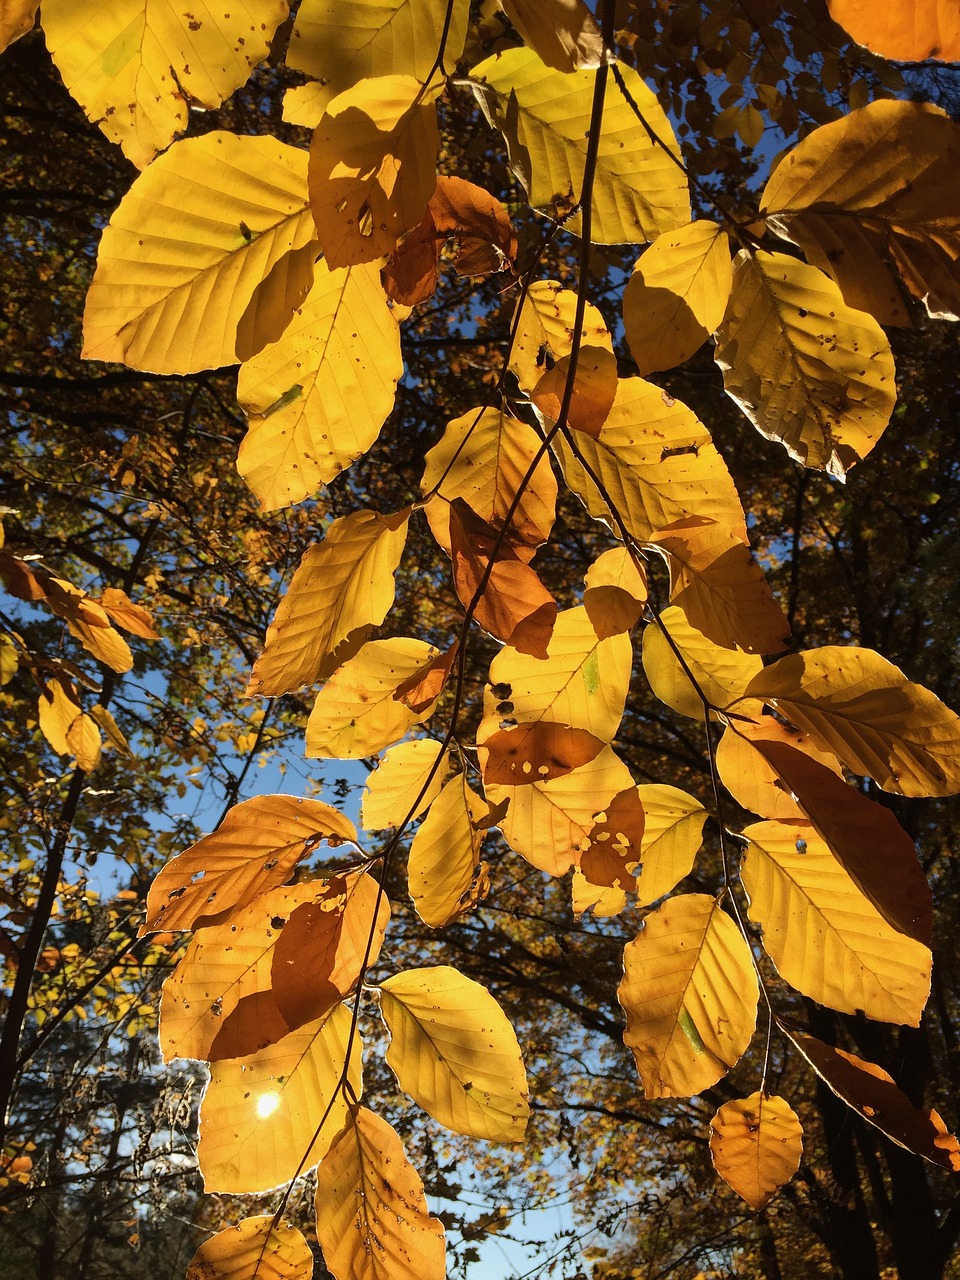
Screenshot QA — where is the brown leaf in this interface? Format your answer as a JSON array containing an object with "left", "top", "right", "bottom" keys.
[
  {"left": 393, "top": 640, "right": 459, "bottom": 714},
  {"left": 531, "top": 346, "right": 618, "bottom": 438},
  {"left": 481, "top": 722, "right": 606, "bottom": 785},
  {"left": 579, "top": 787, "right": 645, "bottom": 888}
]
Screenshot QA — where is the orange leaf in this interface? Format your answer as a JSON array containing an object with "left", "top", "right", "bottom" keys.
[{"left": 710, "top": 1093, "right": 803, "bottom": 1209}]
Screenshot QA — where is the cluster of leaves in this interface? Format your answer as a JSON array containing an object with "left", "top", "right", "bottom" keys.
[{"left": 5, "top": 0, "right": 960, "bottom": 1276}]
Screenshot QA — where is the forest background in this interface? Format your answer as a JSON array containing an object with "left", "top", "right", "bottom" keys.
[{"left": 3, "top": 1, "right": 960, "bottom": 1278}]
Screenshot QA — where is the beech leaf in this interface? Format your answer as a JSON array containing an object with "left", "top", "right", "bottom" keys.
[
  {"left": 185, "top": 1217, "right": 313, "bottom": 1280},
  {"left": 709, "top": 1094, "right": 803, "bottom": 1210}
]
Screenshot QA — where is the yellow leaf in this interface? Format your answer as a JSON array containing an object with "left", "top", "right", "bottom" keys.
[
  {"left": 43, "top": 579, "right": 135, "bottom": 672},
  {"left": 618, "top": 894, "right": 758, "bottom": 1098},
  {"left": 37, "top": 679, "right": 83, "bottom": 758},
  {"left": 42, "top": 0, "right": 287, "bottom": 168},
  {"left": 97, "top": 586, "right": 158, "bottom": 638},
  {"left": 198, "top": 1004, "right": 361, "bottom": 1193},
  {"left": 623, "top": 221, "right": 732, "bottom": 374},
  {"left": 82, "top": 134, "right": 316, "bottom": 374},
  {"left": 237, "top": 259, "right": 403, "bottom": 509},
  {"left": 287, "top": 0, "right": 469, "bottom": 125},
  {"left": 531, "top": 347, "right": 619, "bottom": 438},
  {"left": 742, "top": 821, "right": 930, "bottom": 1025},
  {"left": 247, "top": 510, "right": 410, "bottom": 695},
  {"left": 470, "top": 50, "right": 690, "bottom": 243},
  {"left": 186, "top": 1217, "right": 313, "bottom": 1280},
  {"left": 553, "top": 377, "right": 748, "bottom": 545},
  {"left": 380, "top": 966, "right": 529, "bottom": 1141},
  {"left": 306, "top": 638, "right": 442, "bottom": 759},
  {"left": 315, "top": 1107, "right": 445, "bottom": 1280},
  {"left": 583, "top": 547, "right": 647, "bottom": 639},
  {"left": 408, "top": 776, "right": 487, "bottom": 927},
  {"left": 143, "top": 795, "right": 359, "bottom": 934},
  {"left": 0, "top": 635, "right": 18, "bottom": 686},
  {"left": 741, "top": 646, "right": 960, "bottom": 797},
  {"left": 1, "top": 0, "right": 34, "bottom": 54},
  {"left": 485, "top": 744, "right": 637, "bottom": 876},
  {"left": 650, "top": 518, "right": 790, "bottom": 655},
  {"left": 308, "top": 75, "right": 440, "bottom": 268},
  {"left": 785, "top": 1027, "right": 960, "bottom": 1171},
  {"left": 361, "top": 739, "right": 450, "bottom": 831},
  {"left": 159, "top": 874, "right": 387, "bottom": 1062},
  {"left": 509, "top": 281, "right": 614, "bottom": 394},
  {"left": 66, "top": 713, "right": 102, "bottom": 773},
  {"left": 715, "top": 250, "right": 897, "bottom": 479},
  {"left": 501, "top": 0, "right": 604, "bottom": 72},
  {"left": 716, "top": 717, "right": 843, "bottom": 821},
  {"left": 633, "top": 783, "right": 706, "bottom": 905},
  {"left": 826, "top": 0, "right": 960, "bottom": 62},
  {"left": 571, "top": 870, "right": 627, "bottom": 919},
  {"left": 421, "top": 406, "right": 557, "bottom": 558},
  {"left": 642, "top": 606, "right": 764, "bottom": 720},
  {"left": 762, "top": 100, "right": 960, "bottom": 324},
  {"left": 709, "top": 1094, "right": 803, "bottom": 1210}
]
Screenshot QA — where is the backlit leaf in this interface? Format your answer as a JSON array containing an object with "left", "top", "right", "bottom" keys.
[
  {"left": 826, "top": 0, "right": 960, "bottom": 62},
  {"left": 619, "top": 894, "right": 758, "bottom": 1098},
  {"left": 762, "top": 100, "right": 960, "bottom": 324},
  {"left": 66, "top": 712, "right": 102, "bottom": 773},
  {"left": 633, "top": 783, "right": 706, "bottom": 905},
  {"left": 571, "top": 871, "right": 628, "bottom": 919},
  {"left": 306, "top": 639, "right": 443, "bottom": 759},
  {"left": 143, "top": 795, "right": 358, "bottom": 934},
  {"left": 37, "top": 678, "right": 84, "bottom": 759},
  {"left": 470, "top": 50, "right": 690, "bottom": 243},
  {"left": 531, "top": 348, "right": 619, "bottom": 438},
  {"left": 509, "top": 281, "right": 614, "bottom": 394},
  {"left": 716, "top": 717, "right": 843, "bottom": 821},
  {"left": 408, "top": 775, "right": 487, "bottom": 927},
  {"left": 741, "top": 646, "right": 960, "bottom": 797},
  {"left": 784, "top": 1026, "right": 960, "bottom": 1171},
  {"left": 361, "top": 739, "right": 450, "bottom": 831},
  {"left": 237, "top": 259, "right": 403, "bottom": 510},
  {"left": 198, "top": 1004, "right": 361, "bottom": 1193},
  {"left": 709, "top": 1094, "right": 803, "bottom": 1210},
  {"left": 642, "top": 606, "right": 763, "bottom": 720},
  {"left": 553, "top": 377, "right": 748, "bottom": 546},
  {"left": 308, "top": 75, "right": 440, "bottom": 268},
  {"left": 742, "top": 820, "right": 931, "bottom": 1025},
  {"left": 623, "top": 220, "right": 733, "bottom": 374},
  {"left": 42, "top": 0, "right": 287, "bottom": 168},
  {"left": 578, "top": 786, "right": 645, "bottom": 890},
  {"left": 82, "top": 134, "right": 316, "bottom": 373},
  {"left": 247, "top": 510, "right": 410, "bottom": 695},
  {"left": 315, "top": 1107, "right": 445, "bottom": 1280},
  {"left": 715, "top": 250, "right": 896, "bottom": 479},
  {"left": 583, "top": 547, "right": 648, "bottom": 639},
  {"left": 1, "top": 0, "right": 34, "bottom": 52},
  {"left": 185, "top": 1217, "right": 313, "bottom": 1280},
  {"left": 650, "top": 518, "right": 790, "bottom": 655},
  {"left": 97, "top": 586, "right": 158, "bottom": 638},
  {"left": 380, "top": 966, "right": 529, "bottom": 1141},
  {"left": 501, "top": 0, "right": 604, "bottom": 72}
]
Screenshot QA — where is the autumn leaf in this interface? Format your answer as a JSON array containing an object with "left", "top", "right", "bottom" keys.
[
  {"left": 315, "top": 1106, "right": 445, "bottom": 1280},
  {"left": 619, "top": 894, "right": 759, "bottom": 1098},
  {"left": 715, "top": 717, "right": 843, "bottom": 821},
  {"left": 583, "top": 547, "right": 648, "bottom": 639},
  {"left": 509, "top": 280, "right": 614, "bottom": 394},
  {"left": 642, "top": 605, "right": 763, "bottom": 720},
  {"left": 97, "top": 587, "right": 158, "bottom": 638},
  {"left": 185, "top": 1216, "right": 313, "bottom": 1280},
  {"left": 143, "top": 795, "right": 358, "bottom": 934},
  {"left": 633, "top": 784, "right": 707, "bottom": 905},
  {"left": 826, "top": 0, "right": 960, "bottom": 63},
  {"left": 360, "top": 739, "right": 451, "bottom": 831},
  {"left": 0, "top": 0, "right": 35, "bottom": 53},
  {"left": 578, "top": 786, "right": 645, "bottom": 890},
  {"left": 500, "top": 0, "right": 605, "bottom": 73},
  {"left": 709, "top": 1094, "right": 803, "bottom": 1210},
  {"left": 247, "top": 510, "right": 410, "bottom": 695},
  {"left": 37, "top": 678, "right": 101, "bottom": 772},
  {"left": 408, "top": 775, "right": 488, "bottom": 927},
  {"left": 380, "top": 966, "right": 529, "bottom": 1141}
]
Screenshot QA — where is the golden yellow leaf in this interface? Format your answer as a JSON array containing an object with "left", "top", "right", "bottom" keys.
[
  {"left": 716, "top": 717, "right": 843, "bottom": 821},
  {"left": 198, "top": 1004, "right": 361, "bottom": 1193},
  {"left": 237, "top": 259, "right": 403, "bottom": 509},
  {"left": 88, "top": 704, "right": 132, "bottom": 757},
  {"left": 762, "top": 100, "right": 960, "bottom": 325},
  {"left": 43, "top": 579, "right": 135, "bottom": 672},
  {"left": 709, "top": 1094, "right": 803, "bottom": 1210},
  {"left": 571, "top": 870, "right": 628, "bottom": 919},
  {"left": 553, "top": 377, "right": 748, "bottom": 546},
  {"left": 37, "top": 678, "right": 83, "bottom": 758},
  {"left": 408, "top": 776, "right": 487, "bottom": 927},
  {"left": 0, "top": 635, "right": 17, "bottom": 686},
  {"left": 827, "top": 0, "right": 960, "bottom": 62},
  {"left": 501, "top": 0, "right": 604, "bottom": 72},
  {"left": 186, "top": 1216, "right": 313, "bottom": 1280},
  {"left": 98, "top": 586, "right": 158, "bottom": 638},
  {"left": 633, "top": 783, "right": 706, "bottom": 905},
  {"left": 421, "top": 406, "right": 557, "bottom": 558},
  {"left": 623, "top": 221, "right": 732, "bottom": 374},
  {"left": 485, "top": 744, "right": 637, "bottom": 876},
  {"left": 509, "top": 281, "right": 614, "bottom": 393},
  {"left": 42, "top": 0, "right": 287, "bottom": 168},
  {"left": 650, "top": 518, "right": 790, "bottom": 655},
  {"left": 83, "top": 134, "right": 316, "bottom": 373},
  {"left": 742, "top": 820, "right": 931, "bottom": 1025},
  {"left": 360, "top": 739, "right": 450, "bottom": 831},
  {"left": 619, "top": 894, "right": 758, "bottom": 1098},
  {"left": 741, "top": 646, "right": 960, "bottom": 797},
  {"left": 715, "top": 250, "right": 897, "bottom": 479},
  {"left": 380, "top": 966, "right": 529, "bottom": 1141},
  {"left": 583, "top": 547, "right": 648, "bottom": 639},
  {"left": 159, "top": 874, "right": 388, "bottom": 1062},
  {"left": 642, "top": 606, "right": 764, "bottom": 720},
  {"left": 784, "top": 1026, "right": 960, "bottom": 1171},
  {"left": 66, "top": 713, "right": 102, "bottom": 773},
  {"left": 531, "top": 347, "right": 619, "bottom": 438},
  {"left": 470, "top": 50, "right": 689, "bottom": 243},
  {"left": 143, "top": 795, "right": 359, "bottom": 934},
  {"left": 0, "top": 0, "right": 35, "bottom": 53},
  {"left": 306, "top": 638, "right": 442, "bottom": 759},
  {"left": 308, "top": 75, "right": 440, "bottom": 268},
  {"left": 247, "top": 510, "right": 410, "bottom": 695},
  {"left": 286, "top": 0, "right": 469, "bottom": 125},
  {"left": 315, "top": 1107, "right": 445, "bottom": 1280}
]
